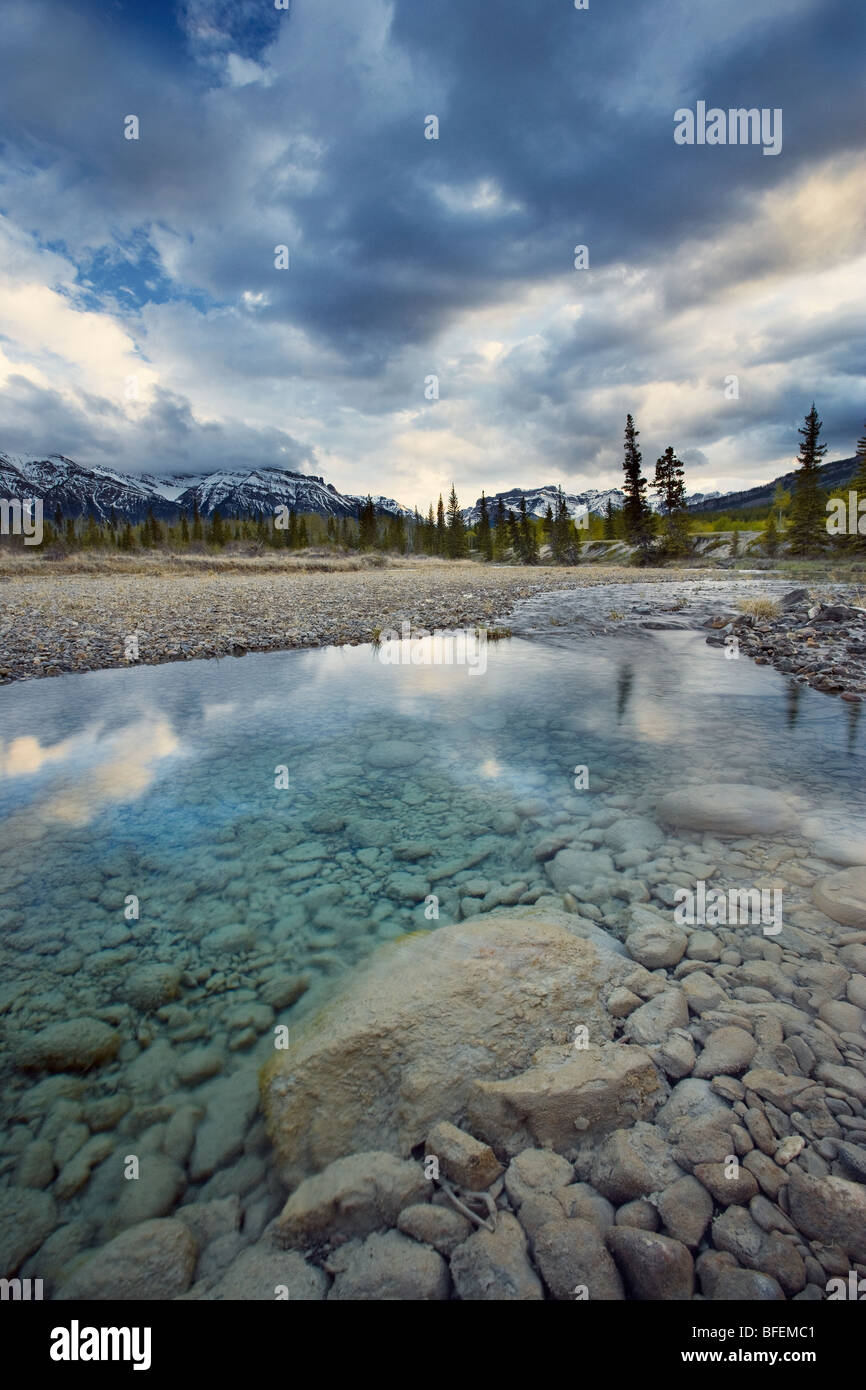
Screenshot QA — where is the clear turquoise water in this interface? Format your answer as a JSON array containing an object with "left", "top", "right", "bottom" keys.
[{"left": 1, "top": 626, "right": 864, "bottom": 1283}]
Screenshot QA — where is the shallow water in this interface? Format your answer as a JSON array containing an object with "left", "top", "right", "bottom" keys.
[{"left": 1, "top": 621, "right": 865, "bottom": 1282}]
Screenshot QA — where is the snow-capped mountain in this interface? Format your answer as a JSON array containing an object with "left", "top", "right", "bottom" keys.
[
  {"left": 462, "top": 484, "right": 625, "bottom": 526},
  {"left": 0, "top": 454, "right": 412, "bottom": 524}
]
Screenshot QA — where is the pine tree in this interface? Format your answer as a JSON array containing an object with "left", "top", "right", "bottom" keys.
[
  {"left": 551, "top": 486, "right": 580, "bottom": 564},
  {"left": 192, "top": 499, "right": 203, "bottom": 543},
  {"left": 298, "top": 516, "right": 309, "bottom": 548},
  {"left": 763, "top": 510, "right": 779, "bottom": 556},
  {"left": 210, "top": 509, "right": 225, "bottom": 545},
  {"left": 788, "top": 404, "right": 828, "bottom": 556},
  {"left": 120, "top": 521, "right": 134, "bottom": 551},
  {"left": 477, "top": 491, "right": 493, "bottom": 561},
  {"left": 622, "top": 415, "right": 654, "bottom": 560},
  {"left": 543, "top": 502, "right": 554, "bottom": 547},
  {"left": 446, "top": 485, "right": 467, "bottom": 558},
  {"left": 506, "top": 508, "right": 519, "bottom": 556},
  {"left": 652, "top": 446, "right": 689, "bottom": 556},
  {"left": 358, "top": 497, "right": 377, "bottom": 550},
  {"left": 494, "top": 498, "right": 508, "bottom": 559},
  {"left": 603, "top": 500, "right": 616, "bottom": 540},
  {"left": 517, "top": 496, "right": 538, "bottom": 563},
  {"left": 435, "top": 495, "right": 446, "bottom": 556},
  {"left": 180, "top": 515, "right": 190, "bottom": 544}
]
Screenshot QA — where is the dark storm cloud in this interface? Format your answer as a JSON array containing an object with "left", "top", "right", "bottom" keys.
[{"left": 0, "top": 0, "right": 864, "bottom": 494}]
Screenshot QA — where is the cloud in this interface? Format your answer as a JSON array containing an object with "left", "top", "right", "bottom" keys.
[{"left": 0, "top": 0, "right": 863, "bottom": 501}]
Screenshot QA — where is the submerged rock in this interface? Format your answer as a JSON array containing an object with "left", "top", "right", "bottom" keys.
[
  {"left": 656, "top": 785, "right": 798, "bottom": 837},
  {"left": 12, "top": 1018, "right": 121, "bottom": 1073},
  {"left": 261, "top": 909, "right": 634, "bottom": 1184}
]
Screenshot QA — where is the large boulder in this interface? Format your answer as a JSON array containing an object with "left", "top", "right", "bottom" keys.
[
  {"left": 274, "top": 1153, "right": 428, "bottom": 1249},
  {"left": 656, "top": 785, "right": 798, "bottom": 837},
  {"left": 261, "top": 910, "right": 633, "bottom": 1184},
  {"left": 55, "top": 1219, "right": 197, "bottom": 1301},
  {"left": 812, "top": 866, "right": 866, "bottom": 928}
]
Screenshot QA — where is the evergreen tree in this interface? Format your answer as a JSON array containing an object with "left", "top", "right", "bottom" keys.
[
  {"left": 603, "top": 500, "right": 616, "bottom": 539},
  {"left": 192, "top": 499, "right": 203, "bottom": 542},
  {"left": 65, "top": 517, "right": 76, "bottom": 547},
  {"left": 298, "top": 516, "right": 309, "bottom": 548},
  {"left": 425, "top": 503, "right": 436, "bottom": 555},
  {"left": 477, "top": 491, "right": 493, "bottom": 561},
  {"left": 763, "top": 510, "right": 779, "bottom": 556},
  {"left": 621, "top": 414, "right": 654, "bottom": 560},
  {"left": 54, "top": 506, "right": 63, "bottom": 530},
  {"left": 180, "top": 515, "right": 190, "bottom": 544},
  {"left": 435, "top": 495, "right": 446, "bottom": 555},
  {"left": 542, "top": 502, "right": 554, "bottom": 547},
  {"left": 551, "top": 486, "right": 580, "bottom": 564},
  {"left": 210, "top": 509, "right": 225, "bottom": 545},
  {"left": 652, "top": 445, "right": 689, "bottom": 556},
  {"left": 517, "top": 496, "right": 538, "bottom": 563},
  {"left": 446, "top": 485, "right": 467, "bottom": 558},
  {"left": 120, "top": 521, "right": 134, "bottom": 551},
  {"left": 358, "top": 496, "right": 377, "bottom": 550},
  {"left": 788, "top": 403, "right": 828, "bottom": 556},
  {"left": 494, "top": 498, "right": 508, "bottom": 559}
]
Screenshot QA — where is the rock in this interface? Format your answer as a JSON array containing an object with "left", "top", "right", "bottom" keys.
[
  {"left": 201, "top": 924, "right": 254, "bottom": 953},
  {"left": 189, "top": 1068, "right": 260, "bottom": 1181},
  {"left": 177, "top": 1048, "right": 224, "bottom": 1086},
  {"left": 625, "top": 923, "right": 687, "bottom": 969},
  {"left": 657, "top": 785, "right": 798, "bottom": 837},
  {"left": 681, "top": 972, "right": 728, "bottom": 1014},
  {"left": 0, "top": 1187, "right": 57, "bottom": 1273},
  {"left": 261, "top": 910, "right": 635, "bottom": 1184},
  {"left": 546, "top": 848, "right": 614, "bottom": 891},
  {"left": 694, "top": 1162, "right": 759, "bottom": 1206},
  {"left": 15, "top": 1140, "right": 55, "bottom": 1190},
  {"left": 780, "top": 588, "right": 809, "bottom": 609},
  {"left": 712, "top": 1206, "right": 806, "bottom": 1294},
  {"left": 366, "top": 739, "right": 426, "bottom": 770},
  {"left": 260, "top": 974, "right": 310, "bottom": 1011},
  {"left": 468, "top": 1043, "right": 663, "bottom": 1156},
  {"left": 12, "top": 1018, "right": 120, "bottom": 1072},
  {"left": 624, "top": 990, "right": 689, "bottom": 1046},
  {"left": 741, "top": 1069, "right": 812, "bottom": 1114},
  {"left": 743, "top": 1151, "right": 789, "bottom": 1200},
  {"left": 652, "top": 1032, "right": 696, "bottom": 1080},
  {"left": 711, "top": 1268, "right": 785, "bottom": 1300},
  {"left": 813, "top": 867, "right": 866, "bottom": 928},
  {"left": 590, "top": 1124, "right": 682, "bottom": 1203},
  {"left": 604, "top": 818, "right": 664, "bottom": 854},
  {"left": 786, "top": 1170, "right": 866, "bottom": 1261},
  {"left": 274, "top": 1152, "right": 427, "bottom": 1249},
  {"left": 56, "top": 1219, "right": 196, "bottom": 1300},
  {"left": 175, "top": 1196, "right": 240, "bottom": 1248},
  {"left": 449, "top": 1211, "right": 544, "bottom": 1301},
  {"left": 397, "top": 1204, "right": 472, "bottom": 1256},
  {"left": 615, "top": 1199, "right": 659, "bottom": 1231},
  {"left": 425, "top": 1122, "right": 503, "bottom": 1190},
  {"left": 125, "top": 965, "right": 182, "bottom": 1012},
  {"left": 606, "top": 1227, "right": 694, "bottom": 1299},
  {"left": 656, "top": 1175, "right": 713, "bottom": 1248},
  {"left": 327, "top": 1229, "right": 449, "bottom": 1300},
  {"left": 104, "top": 1155, "right": 186, "bottom": 1236},
  {"left": 656, "top": 1078, "right": 731, "bottom": 1132},
  {"left": 504, "top": 1149, "right": 574, "bottom": 1208},
  {"left": 209, "top": 1245, "right": 329, "bottom": 1300},
  {"left": 687, "top": 931, "right": 723, "bottom": 962},
  {"left": 694, "top": 1027, "right": 758, "bottom": 1079},
  {"left": 386, "top": 872, "right": 430, "bottom": 903},
  {"left": 815, "top": 1061, "right": 866, "bottom": 1105},
  {"left": 607, "top": 987, "right": 642, "bottom": 1018},
  {"left": 534, "top": 1218, "right": 625, "bottom": 1300}
]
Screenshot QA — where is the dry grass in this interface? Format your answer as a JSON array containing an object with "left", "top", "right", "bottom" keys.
[{"left": 736, "top": 596, "right": 781, "bottom": 620}]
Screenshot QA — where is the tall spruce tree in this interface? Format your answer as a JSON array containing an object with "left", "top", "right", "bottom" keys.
[
  {"left": 446, "top": 485, "right": 467, "bottom": 558},
  {"left": 358, "top": 496, "right": 377, "bottom": 550},
  {"left": 494, "top": 497, "right": 508, "bottom": 558},
  {"left": 652, "top": 445, "right": 689, "bottom": 556},
  {"left": 477, "top": 491, "right": 493, "bottom": 561},
  {"left": 436, "top": 495, "right": 446, "bottom": 555},
  {"left": 788, "top": 403, "right": 827, "bottom": 556},
  {"left": 621, "top": 414, "right": 654, "bottom": 560}
]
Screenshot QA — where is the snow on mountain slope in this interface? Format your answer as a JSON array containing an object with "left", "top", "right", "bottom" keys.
[{"left": 462, "top": 484, "right": 625, "bottom": 525}]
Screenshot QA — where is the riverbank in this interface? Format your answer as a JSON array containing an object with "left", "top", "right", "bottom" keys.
[{"left": 0, "top": 560, "right": 731, "bottom": 684}]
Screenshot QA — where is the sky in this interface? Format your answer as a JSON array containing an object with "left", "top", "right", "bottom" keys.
[{"left": 0, "top": 0, "right": 864, "bottom": 509}]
